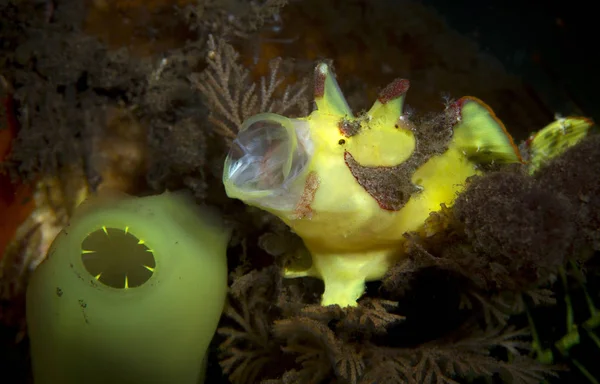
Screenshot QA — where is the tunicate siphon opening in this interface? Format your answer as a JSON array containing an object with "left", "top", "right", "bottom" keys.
[{"left": 81, "top": 227, "right": 155, "bottom": 289}]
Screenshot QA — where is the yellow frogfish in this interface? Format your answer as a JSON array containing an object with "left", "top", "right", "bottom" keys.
[{"left": 223, "top": 63, "right": 526, "bottom": 307}]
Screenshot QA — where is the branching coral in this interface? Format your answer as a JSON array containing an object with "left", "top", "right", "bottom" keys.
[
  {"left": 274, "top": 316, "right": 364, "bottom": 383},
  {"left": 218, "top": 267, "right": 557, "bottom": 384},
  {"left": 364, "top": 327, "right": 555, "bottom": 384},
  {"left": 218, "top": 267, "right": 287, "bottom": 384},
  {"left": 192, "top": 35, "right": 310, "bottom": 142}
]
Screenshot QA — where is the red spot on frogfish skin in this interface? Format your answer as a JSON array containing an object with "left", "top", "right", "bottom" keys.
[{"left": 377, "top": 79, "right": 410, "bottom": 104}]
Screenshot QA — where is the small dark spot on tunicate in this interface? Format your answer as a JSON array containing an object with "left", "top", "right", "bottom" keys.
[{"left": 56, "top": 287, "right": 63, "bottom": 297}]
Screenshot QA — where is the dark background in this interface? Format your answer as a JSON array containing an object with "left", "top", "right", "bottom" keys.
[{"left": 424, "top": 0, "right": 598, "bottom": 122}]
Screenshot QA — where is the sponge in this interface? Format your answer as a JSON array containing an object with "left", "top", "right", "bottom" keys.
[{"left": 26, "top": 191, "right": 230, "bottom": 384}]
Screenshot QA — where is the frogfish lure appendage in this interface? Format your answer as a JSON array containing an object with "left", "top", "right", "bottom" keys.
[{"left": 223, "top": 63, "right": 524, "bottom": 307}]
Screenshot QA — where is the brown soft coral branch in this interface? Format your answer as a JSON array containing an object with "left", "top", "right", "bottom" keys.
[
  {"left": 364, "top": 326, "right": 555, "bottom": 384},
  {"left": 273, "top": 316, "right": 366, "bottom": 384},
  {"left": 191, "top": 35, "right": 309, "bottom": 143},
  {"left": 265, "top": 298, "right": 405, "bottom": 383},
  {"left": 273, "top": 317, "right": 339, "bottom": 383},
  {"left": 299, "top": 298, "right": 405, "bottom": 338},
  {"left": 219, "top": 266, "right": 558, "bottom": 384},
  {"left": 191, "top": 35, "right": 254, "bottom": 139},
  {"left": 218, "top": 267, "right": 284, "bottom": 384},
  {"left": 343, "top": 299, "right": 405, "bottom": 335}
]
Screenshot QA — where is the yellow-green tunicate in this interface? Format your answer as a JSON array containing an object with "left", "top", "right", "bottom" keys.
[{"left": 26, "top": 191, "right": 230, "bottom": 384}]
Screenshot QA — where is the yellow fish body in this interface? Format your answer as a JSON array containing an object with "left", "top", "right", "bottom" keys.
[{"left": 223, "top": 63, "right": 522, "bottom": 307}]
